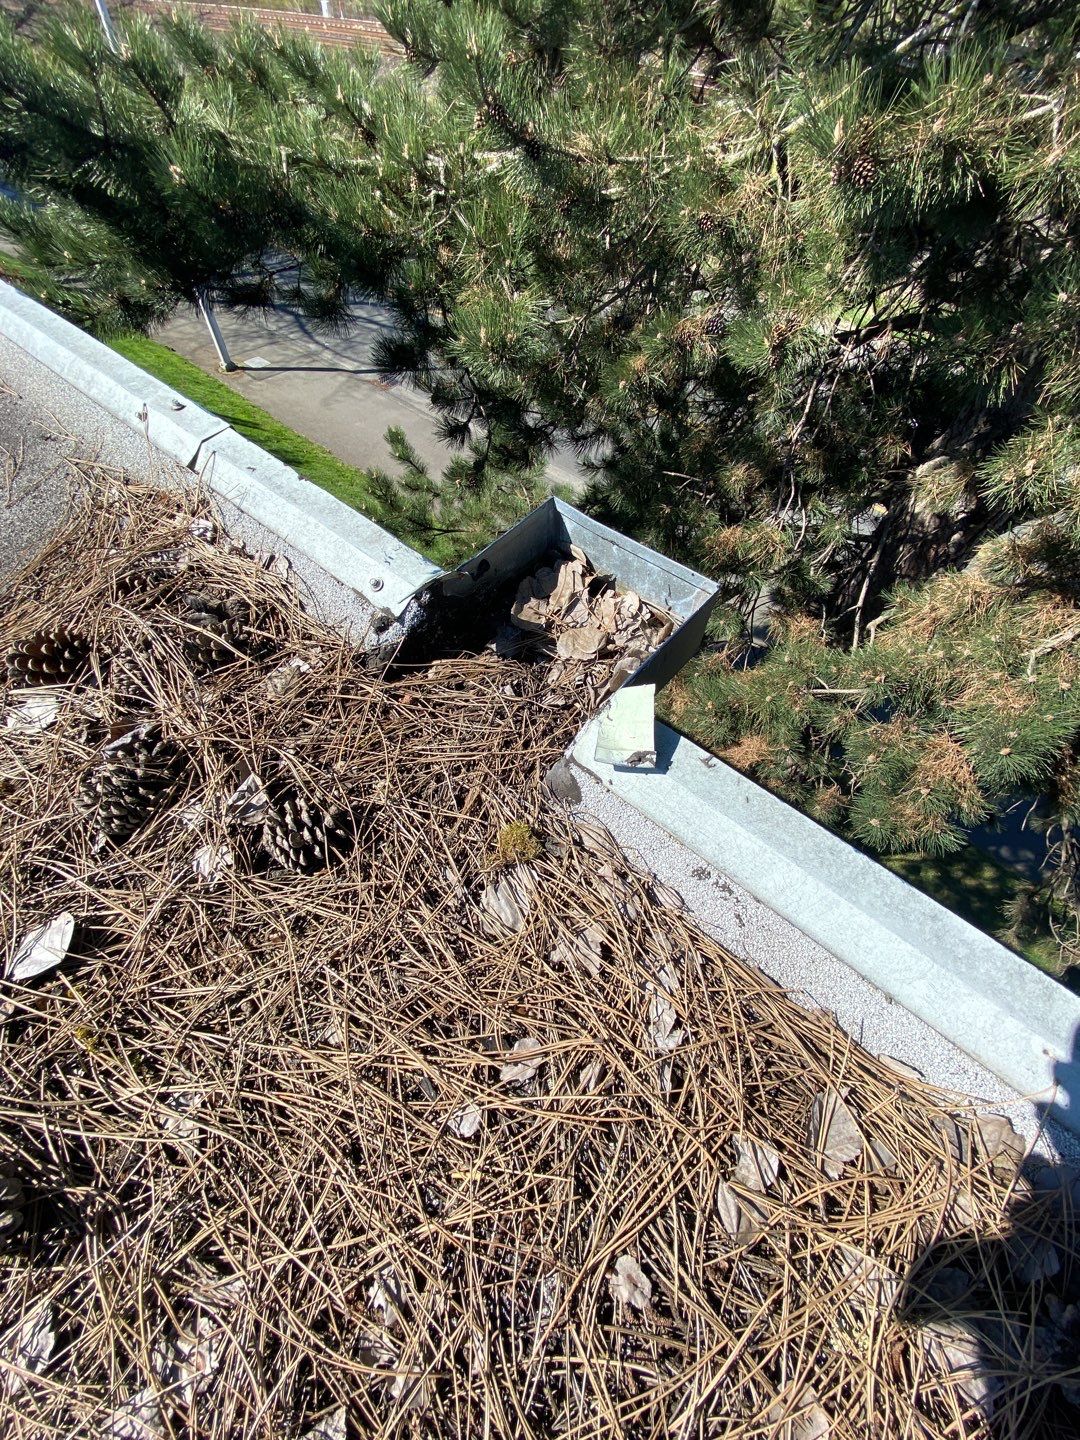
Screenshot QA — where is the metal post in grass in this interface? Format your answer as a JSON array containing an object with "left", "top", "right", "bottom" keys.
[
  {"left": 196, "top": 290, "right": 237, "bottom": 372},
  {"left": 92, "top": 0, "right": 119, "bottom": 49}
]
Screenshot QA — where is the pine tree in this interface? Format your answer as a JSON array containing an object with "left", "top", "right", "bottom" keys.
[
  {"left": 3, "top": 1, "right": 1080, "bottom": 928},
  {"left": 0, "top": 7, "right": 394, "bottom": 331}
]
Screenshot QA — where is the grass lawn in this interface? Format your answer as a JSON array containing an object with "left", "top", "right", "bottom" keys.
[{"left": 108, "top": 333, "right": 389, "bottom": 529}]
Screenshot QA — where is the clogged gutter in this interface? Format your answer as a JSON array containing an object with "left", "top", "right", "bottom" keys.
[
  {"left": 503, "top": 544, "right": 675, "bottom": 704},
  {"left": 1, "top": 464, "right": 1077, "bottom": 1440}
]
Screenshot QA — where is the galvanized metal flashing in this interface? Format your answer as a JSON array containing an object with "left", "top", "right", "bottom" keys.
[
  {"left": 570, "top": 715, "right": 1080, "bottom": 1136},
  {"left": 438, "top": 496, "right": 719, "bottom": 692},
  {"left": 0, "top": 281, "right": 441, "bottom": 614},
  {"left": 193, "top": 430, "right": 439, "bottom": 617},
  {"left": 0, "top": 280, "right": 229, "bottom": 466}
]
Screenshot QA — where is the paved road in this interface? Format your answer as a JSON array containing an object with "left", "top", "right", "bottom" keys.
[{"left": 160, "top": 300, "right": 587, "bottom": 494}]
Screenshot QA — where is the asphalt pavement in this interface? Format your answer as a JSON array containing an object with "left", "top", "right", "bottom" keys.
[{"left": 160, "top": 299, "right": 587, "bottom": 494}]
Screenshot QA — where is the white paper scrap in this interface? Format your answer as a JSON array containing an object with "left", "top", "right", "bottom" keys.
[{"left": 594, "top": 684, "right": 656, "bottom": 768}]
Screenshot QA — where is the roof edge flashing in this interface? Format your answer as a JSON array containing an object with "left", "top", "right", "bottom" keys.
[
  {"left": 0, "top": 280, "right": 230, "bottom": 466},
  {"left": 572, "top": 714, "right": 1080, "bottom": 1134},
  {"left": 0, "top": 280, "right": 442, "bottom": 615}
]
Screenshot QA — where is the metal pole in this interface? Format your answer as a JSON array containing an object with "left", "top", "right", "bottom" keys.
[
  {"left": 92, "top": 0, "right": 120, "bottom": 51},
  {"left": 197, "top": 290, "right": 237, "bottom": 371},
  {"left": 93, "top": 0, "right": 238, "bottom": 373}
]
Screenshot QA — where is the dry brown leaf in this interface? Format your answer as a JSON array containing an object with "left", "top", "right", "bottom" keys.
[
  {"left": 597, "top": 590, "right": 619, "bottom": 634},
  {"left": 479, "top": 873, "right": 531, "bottom": 934},
  {"left": 608, "top": 1255, "right": 652, "bottom": 1310},
  {"left": 975, "top": 1112, "right": 1026, "bottom": 1169},
  {"left": 731, "top": 1135, "right": 781, "bottom": 1193},
  {"left": 766, "top": 1388, "right": 831, "bottom": 1440},
  {"left": 224, "top": 773, "right": 269, "bottom": 826},
  {"left": 191, "top": 842, "right": 233, "bottom": 885},
  {"left": 715, "top": 1180, "right": 768, "bottom": 1245},
  {"left": 1, "top": 1301, "right": 54, "bottom": 1399},
  {"left": 265, "top": 656, "right": 312, "bottom": 700},
  {"left": 878, "top": 1053, "right": 924, "bottom": 1083},
  {"left": 649, "top": 878, "right": 684, "bottom": 911},
  {"left": 102, "top": 1389, "right": 165, "bottom": 1440},
  {"left": 301, "top": 1407, "right": 348, "bottom": 1440},
  {"left": 4, "top": 688, "right": 64, "bottom": 733},
  {"left": 809, "top": 1090, "right": 863, "bottom": 1178},
  {"left": 510, "top": 576, "right": 549, "bottom": 634},
  {"left": 549, "top": 559, "right": 583, "bottom": 614},
  {"left": 920, "top": 1319, "right": 1002, "bottom": 1416},
  {"left": 1008, "top": 1231, "right": 1062, "bottom": 1284},
  {"left": 834, "top": 1244, "right": 900, "bottom": 1312},
  {"left": 499, "top": 1036, "right": 543, "bottom": 1084},
  {"left": 602, "top": 652, "right": 642, "bottom": 698},
  {"left": 448, "top": 1103, "right": 482, "bottom": 1139},
  {"left": 550, "top": 924, "right": 605, "bottom": 977},
  {"left": 646, "top": 984, "right": 684, "bottom": 1054},
  {"left": 8, "top": 911, "right": 74, "bottom": 982},
  {"left": 715, "top": 1180, "right": 743, "bottom": 1239},
  {"left": 556, "top": 625, "right": 607, "bottom": 661}
]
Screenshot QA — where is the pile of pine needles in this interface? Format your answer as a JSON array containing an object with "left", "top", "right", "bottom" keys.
[{"left": 1, "top": 466, "right": 1078, "bottom": 1440}]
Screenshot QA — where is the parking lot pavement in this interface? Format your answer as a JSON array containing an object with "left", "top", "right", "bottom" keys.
[{"left": 160, "top": 300, "right": 588, "bottom": 493}]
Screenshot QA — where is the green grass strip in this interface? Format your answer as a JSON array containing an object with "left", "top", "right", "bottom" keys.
[{"left": 108, "top": 334, "right": 387, "bottom": 528}]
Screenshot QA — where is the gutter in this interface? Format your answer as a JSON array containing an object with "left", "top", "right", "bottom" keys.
[
  {"left": 570, "top": 716, "right": 1080, "bottom": 1134},
  {"left": 3, "top": 279, "right": 1078, "bottom": 1137}
]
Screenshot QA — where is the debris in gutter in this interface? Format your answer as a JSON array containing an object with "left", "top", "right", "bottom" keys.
[
  {"left": 1, "top": 469, "right": 1072, "bottom": 1440},
  {"left": 500, "top": 545, "right": 674, "bottom": 705}
]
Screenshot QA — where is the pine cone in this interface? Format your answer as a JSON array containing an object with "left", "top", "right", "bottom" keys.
[
  {"left": 848, "top": 146, "right": 879, "bottom": 191},
  {"left": 113, "top": 548, "right": 187, "bottom": 603},
  {"left": 261, "top": 781, "right": 354, "bottom": 874},
  {"left": 80, "top": 724, "right": 185, "bottom": 843},
  {"left": 696, "top": 213, "right": 717, "bottom": 236},
  {"left": 480, "top": 96, "right": 511, "bottom": 131},
  {"left": 521, "top": 134, "right": 546, "bottom": 162},
  {"left": 6, "top": 625, "right": 90, "bottom": 687},
  {"left": 703, "top": 312, "right": 726, "bottom": 338},
  {"left": 178, "top": 590, "right": 253, "bottom": 668},
  {"left": 832, "top": 145, "right": 879, "bottom": 191}
]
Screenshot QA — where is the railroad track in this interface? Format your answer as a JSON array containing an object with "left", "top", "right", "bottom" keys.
[{"left": 129, "top": 3, "right": 402, "bottom": 53}]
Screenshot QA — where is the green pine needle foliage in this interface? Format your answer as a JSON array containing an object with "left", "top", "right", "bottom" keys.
[{"left": 3, "top": 0, "right": 1080, "bottom": 915}]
